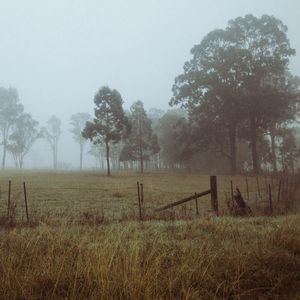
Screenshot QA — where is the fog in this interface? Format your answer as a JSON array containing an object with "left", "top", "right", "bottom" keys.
[{"left": 1, "top": 0, "right": 300, "bottom": 169}]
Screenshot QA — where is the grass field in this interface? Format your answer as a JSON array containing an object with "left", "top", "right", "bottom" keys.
[{"left": 0, "top": 171, "right": 299, "bottom": 299}]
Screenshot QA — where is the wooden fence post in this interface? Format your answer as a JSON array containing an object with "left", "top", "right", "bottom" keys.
[
  {"left": 230, "top": 180, "right": 234, "bottom": 204},
  {"left": 195, "top": 192, "right": 199, "bottom": 215},
  {"left": 23, "top": 182, "right": 29, "bottom": 223},
  {"left": 7, "top": 180, "right": 11, "bottom": 219},
  {"left": 245, "top": 178, "right": 249, "bottom": 202},
  {"left": 210, "top": 176, "right": 218, "bottom": 215},
  {"left": 137, "top": 182, "right": 142, "bottom": 220}
]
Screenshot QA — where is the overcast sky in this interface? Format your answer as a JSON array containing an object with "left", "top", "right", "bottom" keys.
[{"left": 1, "top": 0, "right": 300, "bottom": 168}]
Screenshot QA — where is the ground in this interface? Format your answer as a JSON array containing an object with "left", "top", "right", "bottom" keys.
[{"left": 0, "top": 170, "right": 299, "bottom": 299}]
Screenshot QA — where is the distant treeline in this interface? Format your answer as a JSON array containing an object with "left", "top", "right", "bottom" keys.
[{"left": 1, "top": 14, "right": 300, "bottom": 174}]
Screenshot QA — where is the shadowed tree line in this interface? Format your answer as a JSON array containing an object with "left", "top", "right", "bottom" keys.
[{"left": 170, "top": 14, "right": 300, "bottom": 174}]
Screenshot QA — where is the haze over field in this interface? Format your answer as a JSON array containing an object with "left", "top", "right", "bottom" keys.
[{"left": 0, "top": 0, "right": 300, "bottom": 168}]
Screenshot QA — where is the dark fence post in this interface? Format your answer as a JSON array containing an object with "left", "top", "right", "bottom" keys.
[
  {"left": 195, "top": 192, "right": 199, "bottom": 215},
  {"left": 246, "top": 178, "right": 250, "bottom": 202},
  {"left": 137, "top": 182, "right": 142, "bottom": 220},
  {"left": 230, "top": 180, "right": 234, "bottom": 203},
  {"left": 210, "top": 176, "right": 218, "bottom": 215},
  {"left": 7, "top": 180, "right": 11, "bottom": 219},
  {"left": 23, "top": 182, "right": 29, "bottom": 223}
]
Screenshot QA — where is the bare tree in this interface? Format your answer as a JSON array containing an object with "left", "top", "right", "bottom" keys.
[
  {"left": 42, "top": 116, "right": 62, "bottom": 169},
  {"left": 70, "top": 112, "right": 91, "bottom": 170}
]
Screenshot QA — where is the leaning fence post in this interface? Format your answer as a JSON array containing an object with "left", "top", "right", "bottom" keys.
[
  {"left": 23, "top": 182, "right": 29, "bottom": 223},
  {"left": 7, "top": 180, "right": 11, "bottom": 219},
  {"left": 210, "top": 176, "right": 218, "bottom": 215}
]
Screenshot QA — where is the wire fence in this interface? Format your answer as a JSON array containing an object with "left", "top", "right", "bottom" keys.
[{"left": 0, "top": 172, "right": 299, "bottom": 225}]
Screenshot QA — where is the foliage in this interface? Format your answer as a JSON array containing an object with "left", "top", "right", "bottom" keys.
[
  {"left": 7, "top": 113, "right": 40, "bottom": 168},
  {"left": 120, "top": 100, "right": 159, "bottom": 172},
  {"left": 82, "top": 86, "right": 129, "bottom": 176},
  {"left": 0, "top": 87, "right": 24, "bottom": 168},
  {"left": 170, "top": 14, "right": 298, "bottom": 174},
  {"left": 42, "top": 116, "right": 62, "bottom": 169},
  {"left": 70, "top": 112, "right": 91, "bottom": 170}
]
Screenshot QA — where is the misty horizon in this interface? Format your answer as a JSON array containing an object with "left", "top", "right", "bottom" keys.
[{"left": 1, "top": 0, "right": 300, "bottom": 169}]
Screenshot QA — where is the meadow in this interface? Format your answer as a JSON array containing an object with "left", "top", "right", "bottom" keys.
[{"left": 0, "top": 170, "right": 299, "bottom": 299}]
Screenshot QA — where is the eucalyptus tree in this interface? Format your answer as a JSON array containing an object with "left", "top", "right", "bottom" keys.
[
  {"left": 7, "top": 113, "right": 40, "bottom": 169},
  {"left": 170, "top": 28, "right": 247, "bottom": 174},
  {"left": 42, "top": 116, "right": 62, "bottom": 169},
  {"left": 70, "top": 112, "right": 91, "bottom": 170},
  {"left": 228, "top": 14, "right": 296, "bottom": 173},
  {"left": 120, "top": 100, "right": 159, "bottom": 173},
  {"left": 82, "top": 86, "right": 129, "bottom": 176},
  {"left": 0, "top": 87, "right": 23, "bottom": 168},
  {"left": 171, "top": 14, "right": 297, "bottom": 174}
]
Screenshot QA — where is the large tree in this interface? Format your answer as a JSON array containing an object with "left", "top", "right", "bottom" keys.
[
  {"left": 0, "top": 87, "right": 23, "bottom": 169},
  {"left": 120, "top": 100, "right": 159, "bottom": 173},
  {"left": 171, "top": 14, "right": 297, "bottom": 174},
  {"left": 82, "top": 86, "right": 129, "bottom": 176},
  {"left": 70, "top": 112, "right": 91, "bottom": 170},
  {"left": 7, "top": 113, "right": 40, "bottom": 169},
  {"left": 42, "top": 116, "right": 62, "bottom": 169},
  {"left": 229, "top": 15, "right": 296, "bottom": 173}
]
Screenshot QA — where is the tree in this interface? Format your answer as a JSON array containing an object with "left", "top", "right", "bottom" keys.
[
  {"left": 154, "top": 109, "right": 186, "bottom": 168},
  {"left": 170, "top": 28, "right": 248, "bottom": 174},
  {"left": 82, "top": 86, "right": 129, "bottom": 176},
  {"left": 120, "top": 100, "right": 159, "bottom": 173},
  {"left": 278, "top": 128, "right": 300, "bottom": 172},
  {"left": 171, "top": 14, "right": 297, "bottom": 174},
  {"left": 70, "top": 112, "right": 91, "bottom": 170},
  {"left": 7, "top": 113, "right": 40, "bottom": 168},
  {"left": 0, "top": 87, "right": 23, "bottom": 169},
  {"left": 42, "top": 116, "right": 62, "bottom": 169},
  {"left": 231, "top": 15, "right": 296, "bottom": 173}
]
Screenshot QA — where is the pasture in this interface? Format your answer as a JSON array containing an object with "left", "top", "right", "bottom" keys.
[{"left": 0, "top": 171, "right": 299, "bottom": 299}]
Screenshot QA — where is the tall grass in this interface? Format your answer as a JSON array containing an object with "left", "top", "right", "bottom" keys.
[{"left": 0, "top": 215, "right": 299, "bottom": 299}]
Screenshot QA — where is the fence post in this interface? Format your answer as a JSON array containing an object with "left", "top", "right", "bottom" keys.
[
  {"left": 245, "top": 178, "right": 249, "bottom": 202},
  {"left": 210, "top": 176, "right": 218, "bottom": 215},
  {"left": 23, "top": 182, "right": 29, "bottom": 223},
  {"left": 7, "top": 180, "right": 11, "bottom": 219},
  {"left": 230, "top": 180, "right": 234, "bottom": 204},
  {"left": 195, "top": 192, "right": 199, "bottom": 215},
  {"left": 137, "top": 182, "right": 142, "bottom": 220}
]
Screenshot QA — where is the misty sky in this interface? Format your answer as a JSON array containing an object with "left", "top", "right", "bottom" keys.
[{"left": 1, "top": 0, "right": 300, "bottom": 168}]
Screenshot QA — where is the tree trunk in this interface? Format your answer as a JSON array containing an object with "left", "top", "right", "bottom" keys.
[
  {"left": 105, "top": 141, "right": 110, "bottom": 176},
  {"left": 2, "top": 141, "right": 6, "bottom": 169},
  {"left": 228, "top": 125, "right": 237, "bottom": 174},
  {"left": 79, "top": 143, "right": 83, "bottom": 171},
  {"left": 250, "top": 118, "right": 260, "bottom": 174},
  {"left": 270, "top": 130, "right": 277, "bottom": 173}
]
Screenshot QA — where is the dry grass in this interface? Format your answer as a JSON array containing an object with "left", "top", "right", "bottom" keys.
[
  {"left": 0, "top": 215, "right": 299, "bottom": 299},
  {"left": 0, "top": 170, "right": 299, "bottom": 299},
  {"left": 0, "top": 170, "right": 292, "bottom": 222}
]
